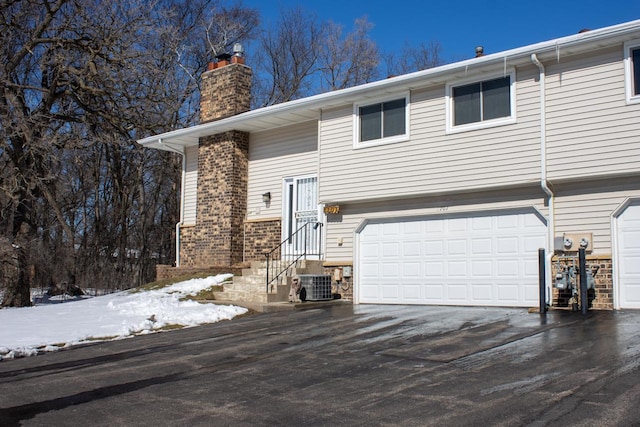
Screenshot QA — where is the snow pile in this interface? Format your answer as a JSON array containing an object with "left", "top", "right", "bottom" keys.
[{"left": 0, "top": 274, "right": 247, "bottom": 360}]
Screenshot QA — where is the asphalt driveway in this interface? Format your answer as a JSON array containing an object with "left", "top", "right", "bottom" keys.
[{"left": 1, "top": 304, "right": 640, "bottom": 426}]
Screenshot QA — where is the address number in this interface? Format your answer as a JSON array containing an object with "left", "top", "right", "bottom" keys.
[{"left": 324, "top": 205, "right": 340, "bottom": 214}]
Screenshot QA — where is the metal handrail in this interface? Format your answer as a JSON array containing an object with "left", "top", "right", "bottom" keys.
[{"left": 265, "top": 221, "right": 323, "bottom": 292}]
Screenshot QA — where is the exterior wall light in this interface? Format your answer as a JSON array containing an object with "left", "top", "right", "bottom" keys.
[{"left": 262, "top": 192, "right": 271, "bottom": 203}]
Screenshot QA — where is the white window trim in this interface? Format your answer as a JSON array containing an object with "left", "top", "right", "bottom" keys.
[
  {"left": 624, "top": 39, "right": 640, "bottom": 105},
  {"left": 445, "top": 69, "right": 517, "bottom": 134},
  {"left": 353, "top": 92, "right": 410, "bottom": 149}
]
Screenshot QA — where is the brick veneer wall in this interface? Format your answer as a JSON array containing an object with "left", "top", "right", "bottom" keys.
[
  {"left": 243, "top": 219, "right": 282, "bottom": 262},
  {"left": 551, "top": 255, "right": 613, "bottom": 310},
  {"left": 323, "top": 264, "right": 354, "bottom": 301}
]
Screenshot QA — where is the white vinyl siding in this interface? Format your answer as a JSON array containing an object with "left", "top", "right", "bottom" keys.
[
  {"left": 247, "top": 121, "right": 318, "bottom": 220},
  {"left": 554, "top": 183, "right": 640, "bottom": 254},
  {"left": 324, "top": 191, "right": 548, "bottom": 263},
  {"left": 319, "top": 67, "right": 540, "bottom": 205},
  {"left": 182, "top": 145, "right": 199, "bottom": 224},
  {"left": 546, "top": 47, "right": 640, "bottom": 180}
]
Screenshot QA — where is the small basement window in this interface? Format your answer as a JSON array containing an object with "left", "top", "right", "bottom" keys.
[
  {"left": 625, "top": 40, "right": 640, "bottom": 104},
  {"left": 355, "top": 94, "right": 409, "bottom": 147}
]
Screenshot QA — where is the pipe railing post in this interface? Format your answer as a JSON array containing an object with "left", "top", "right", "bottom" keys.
[
  {"left": 579, "top": 248, "right": 588, "bottom": 314},
  {"left": 538, "top": 248, "right": 547, "bottom": 314}
]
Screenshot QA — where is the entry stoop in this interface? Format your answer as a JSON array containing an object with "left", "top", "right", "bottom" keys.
[{"left": 213, "top": 260, "right": 325, "bottom": 303}]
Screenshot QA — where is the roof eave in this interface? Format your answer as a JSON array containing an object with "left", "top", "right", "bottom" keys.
[{"left": 137, "top": 19, "right": 640, "bottom": 152}]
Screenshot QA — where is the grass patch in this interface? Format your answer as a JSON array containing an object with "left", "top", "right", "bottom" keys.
[
  {"left": 184, "top": 285, "right": 224, "bottom": 301},
  {"left": 130, "top": 272, "right": 226, "bottom": 293}
]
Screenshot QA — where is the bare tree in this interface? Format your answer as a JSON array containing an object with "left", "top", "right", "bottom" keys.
[
  {"left": 318, "top": 17, "right": 380, "bottom": 91},
  {"left": 0, "top": 0, "right": 258, "bottom": 306},
  {"left": 252, "top": 6, "right": 324, "bottom": 107},
  {"left": 384, "top": 40, "right": 444, "bottom": 76}
]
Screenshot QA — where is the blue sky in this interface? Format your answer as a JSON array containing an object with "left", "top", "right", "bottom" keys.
[{"left": 243, "top": 0, "right": 640, "bottom": 61}]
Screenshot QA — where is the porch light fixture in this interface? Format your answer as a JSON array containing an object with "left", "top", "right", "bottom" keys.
[{"left": 262, "top": 192, "right": 271, "bottom": 203}]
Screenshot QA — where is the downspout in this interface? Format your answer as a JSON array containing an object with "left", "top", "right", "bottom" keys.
[
  {"left": 531, "top": 53, "right": 554, "bottom": 305},
  {"left": 176, "top": 151, "right": 186, "bottom": 267}
]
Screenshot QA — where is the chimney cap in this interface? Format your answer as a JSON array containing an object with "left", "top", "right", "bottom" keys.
[{"left": 233, "top": 43, "right": 245, "bottom": 57}]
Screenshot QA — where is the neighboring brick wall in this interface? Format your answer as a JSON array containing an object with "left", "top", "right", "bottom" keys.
[
  {"left": 243, "top": 219, "right": 282, "bottom": 262},
  {"left": 200, "top": 62, "right": 251, "bottom": 123},
  {"left": 551, "top": 255, "right": 613, "bottom": 310}
]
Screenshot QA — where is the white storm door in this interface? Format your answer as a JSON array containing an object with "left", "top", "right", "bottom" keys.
[{"left": 283, "top": 176, "right": 318, "bottom": 256}]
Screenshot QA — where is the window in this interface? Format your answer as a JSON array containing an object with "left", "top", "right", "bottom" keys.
[
  {"left": 624, "top": 40, "right": 640, "bottom": 104},
  {"left": 446, "top": 70, "right": 516, "bottom": 133},
  {"left": 355, "top": 95, "right": 408, "bottom": 146}
]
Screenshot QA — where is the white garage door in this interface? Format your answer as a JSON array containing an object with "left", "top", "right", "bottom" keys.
[
  {"left": 357, "top": 211, "right": 547, "bottom": 307},
  {"left": 618, "top": 204, "right": 640, "bottom": 309}
]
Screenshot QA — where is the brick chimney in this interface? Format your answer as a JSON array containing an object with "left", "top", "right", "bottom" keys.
[
  {"left": 182, "top": 48, "right": 252, "bottom": 268},
  {"left": 200, "top": 51, "right": 252, "bottom": 123}
]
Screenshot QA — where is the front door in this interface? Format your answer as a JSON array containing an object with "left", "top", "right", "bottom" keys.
[{"left": 283, "top": 176, "right": 319, "bottom": 257}]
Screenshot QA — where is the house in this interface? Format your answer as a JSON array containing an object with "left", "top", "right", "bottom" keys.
[{"left": 138, "top": 20, "right": 640, "bottom": 310}]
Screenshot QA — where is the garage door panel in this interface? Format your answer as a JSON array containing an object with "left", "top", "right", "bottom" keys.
[
  {"left": 619, "top": 204, "right": 640, "bottom": 308},
  {"left": 472, "top": 216, "right": 492, "bottom": 230},
  {"left": 426, "top": 241, "right": 444, "bottom": 255},
  {"left": 621, "top": 257, "right": 640, "bottom": 274},
  {"left": 425, "top": 284, "right": 444, "bottom": 300},
  {"left": 403, "top": 284, "right": 421, "bottom": 300},
  {"left": 471, "top": 260, "right": 492, "bottom": 276},
  {"left": 448, "top": 239, "right": 467, "bottom": 255},
  {"left": 448, "top": 261, "right": 468, "bottom": 276},
  {"left": 358, "top": 211, "right": 547, "bottom": 306},
  {"left": 426, "top": 262, "right": 444, "bottom": 276},
  {"left": 472, "top": 238, "right": 492, "bottom": 254},
  {"left": 472, "top": 284, "right": 493, "bottom": 301},
  {"left": 448, "top": 218, "right": 468, "bottom": 232},
  {"left": 448, "top": 284, "right": 469, "bottom": 301},
  {"left": 403, "top": 241, "right": 421, "bottom": 257},
  {"left": 524, "top": 235, "right": 546, "bottom": 252},
  {"left": 498, "top": 285, "right": 519, "bottom": 302},
  {"left": 403, "top": 262, "right": 421, "bottom": 277},
  {"left": 497, "top": 260, "right": 518, "bottom": 277},
  {"left": 497, "top": 237, "right": 518, "bottom": 254}
]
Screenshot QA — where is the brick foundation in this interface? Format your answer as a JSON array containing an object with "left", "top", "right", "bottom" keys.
[
  {"left": 551, "top": 255, "right": 613, "bottom": 310},
  {"left": 323, "top": 263, "right": 354, "bottom": 301}
]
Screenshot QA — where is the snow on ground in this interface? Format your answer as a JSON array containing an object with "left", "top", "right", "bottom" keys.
[{"left": 0, "top": 274, "right": 247, "bottom": 360}]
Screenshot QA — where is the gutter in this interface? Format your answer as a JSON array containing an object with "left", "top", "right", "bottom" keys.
[
  {"left": 138, "top": 20, "right": 640, "bottom": 149},
  {"left": 531, "top": 53, "right": 554, "bottom": 306}
]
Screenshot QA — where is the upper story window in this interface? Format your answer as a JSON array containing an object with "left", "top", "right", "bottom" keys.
[
  {"left": 446, "top": 70, "right": 516, "bottom": 133},
  {"left": 624, "top": 40, "right": 640, "bottom": 104},
  {"left": 354, "top": 94, "right": 409, "bottom": 147}
]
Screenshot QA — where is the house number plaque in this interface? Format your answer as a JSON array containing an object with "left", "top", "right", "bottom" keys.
[{"left": 324, "top": 205, "right": 340, "bottom": 214}]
